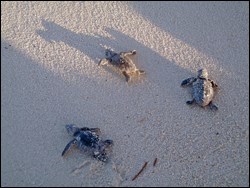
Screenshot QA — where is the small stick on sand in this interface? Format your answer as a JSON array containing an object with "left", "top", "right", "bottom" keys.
[
  {"left": 153, "top": 158, "right": 158, "bottom": 167},
  {"left": 132, "top": 162, "right": 148, "bottom": 181}
]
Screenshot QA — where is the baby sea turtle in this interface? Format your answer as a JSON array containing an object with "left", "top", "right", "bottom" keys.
[
  {"left": 98, "top": 49, "right": 145, "bottom": 82},
  {"left": 62, "top": 124, "right": 113, "bottom": 162},
  {"left": 181, "top": 68, "right": 218, "bottom": 110}
]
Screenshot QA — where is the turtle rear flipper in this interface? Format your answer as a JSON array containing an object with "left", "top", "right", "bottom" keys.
[
  {"left": 209, "top": 101, "right": 218, "bottom": 111},
  {"left": 62, "top": 139, "right": 77, "bottom": 156},
  {"left": 122, "top": 71, "right": 131, "bottom": 82}
]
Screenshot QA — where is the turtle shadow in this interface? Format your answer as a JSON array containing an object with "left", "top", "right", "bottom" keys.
[
  {"left": 36, "top": 19, "right": 191, "bottom": 97},
  {"left": 36, "top": 19, "right": 113, "bottom": 65},
  {"left": 36, "top": 19, "right": 141, "bottom": 81}
]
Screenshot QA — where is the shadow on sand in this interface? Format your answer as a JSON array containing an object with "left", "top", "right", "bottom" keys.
[{"left": 37, "top": 19, "right": 190, "bottom": 91}]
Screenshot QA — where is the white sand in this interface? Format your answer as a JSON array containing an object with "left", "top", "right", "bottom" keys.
[{"left": 1, "top": 1, "right": 249, "bottom": 187}]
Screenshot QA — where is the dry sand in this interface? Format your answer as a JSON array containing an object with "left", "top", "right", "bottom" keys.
[{"left": 1, "top": 1, "right": 249, "bottom": 187}]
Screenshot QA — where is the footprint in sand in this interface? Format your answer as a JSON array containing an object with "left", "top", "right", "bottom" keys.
[{"left": 71, "top": 161, "right": 91, "bottom": 175}]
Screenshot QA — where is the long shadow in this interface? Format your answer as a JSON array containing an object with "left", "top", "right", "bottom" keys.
[
  {"left": 1, "top": 38, "right": 111, "bottom": 186},
  {"left": 127, "top": 2, "right": 211, "bottom": 50},
  {"left": 37, "top": 20, "right": 190, "bottom": 97},
  {"left": 37, "top": 19, "right": 123, "bottom": 64},
  {"left": 128, "top": 1, "right": 248, "bottom": 62}
]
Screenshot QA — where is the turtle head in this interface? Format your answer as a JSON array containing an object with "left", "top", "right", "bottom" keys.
[
  {"left": 197, "top": 68, "right": 208, "bottom": 79},
  {"left": 65, "top": 124, "right": 80, "bottom": 136}
]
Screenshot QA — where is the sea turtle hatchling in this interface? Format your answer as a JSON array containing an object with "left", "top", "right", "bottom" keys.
[
  {"left": 62, "top": 124, "right": 113, "bottom": 162},
  {"left": 181, "top": 68, "right": 218, "bottom": 110},
  {"left": 98, "top": 49, "right": 145, "bottom": 82}
]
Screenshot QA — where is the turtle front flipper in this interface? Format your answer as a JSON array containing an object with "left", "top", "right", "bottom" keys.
[
  {"left": 104, "top": 139, "right": 113, "bottom": 146},
  {"left": 62, "top": 139, "right": 77, "bottom": 156},
  {"left": 90, "top": 128, "right": 101, "bottom": 136},
  {"left": 208, "top": 101, "right": 218, "bottom": 111},
  {"left": 136, "top": 69, "right": 145, "bottom": 75},
  {"left": 181, "top": 77, "right": 197, "bottom": 86},
  {"left": 208, "top": 79, "right": 218, "bottom": 88},
  {"left": 120, "top": 50, "right": 136, "bottom": 57},
  {"left": 80, "top": 127, "right": 91, "bottom": 131},
  {"left": 65, "top": 124, "right": 80, "bottom": 136}
]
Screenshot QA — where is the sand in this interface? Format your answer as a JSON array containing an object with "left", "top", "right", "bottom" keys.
[{"left": 1, "top": 1, "right": 249, "bottom": 187}]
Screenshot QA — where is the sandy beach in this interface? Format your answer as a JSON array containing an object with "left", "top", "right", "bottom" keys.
[{"left": 1, "top": 1, "right": 249, "bottom": 187}]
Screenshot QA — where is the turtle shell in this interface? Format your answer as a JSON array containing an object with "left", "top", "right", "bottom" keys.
[{"left": 192, "top": 78, "right": 214, "bottom": 106}]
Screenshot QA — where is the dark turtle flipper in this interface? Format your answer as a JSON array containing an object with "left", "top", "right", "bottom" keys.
[
  {"left": 181, "top": 77, "right": 197, "bottom": 86},
  {"left": 208, "top": 79, "right": 218, "bottom": 88},
  {"left": 89, "top": 128, "right": 101, "bottom": 133},
  {"left": 122, "top": 71, "right": 130, "bottom": 82},
  {"left": 80, "top": 127, "right": 90, "bottom": 131},
  {"left": 91, "top": 129, "right": 101, "bottom": 136},
  {"left": 186, "top": 99, "right": 195, "bottom": 105},
  {"left": 104, "top": 139, "right": 113, "bottom": 146},
  {"left": 136, "top": 69, "right": 145, "bottom": 74},
  {"left": 209, "top": 101, "right": 218, "bottom": 111},
  {"left": 66, "top": 124, "right": 80, "bottom": 136},
  {"left": 62, "top": 139, "right": 77, "bottom": 156}
]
